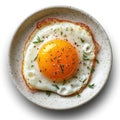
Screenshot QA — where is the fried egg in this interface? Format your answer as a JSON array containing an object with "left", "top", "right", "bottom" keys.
[{"left": 22, "top": 18, "right": 99, "bottom": 96}]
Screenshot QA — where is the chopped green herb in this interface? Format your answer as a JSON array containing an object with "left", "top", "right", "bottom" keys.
[
  {"left": 61, "top": 31, "right": 63, "bottom": 35},
  {"left": 60, "top": 64, "right": 64, "bottom": 73},
  {"left": 77, "top": 94, "right": 81, "bottom": 97},
  {"left": 91, "top": 68, "right": 95, "bottom": 73},
  {"left": 80, "top": 38, "right": 85, "bottom": 43},
  {"left": 82, "top": 79, "right": 86, "bottom": 83},
  {"left": 39, "top": 80, "right": 41, "bottom": 83},
  {"left": 83, "top": 54, "right": 87, "bottom": 58},
  {"left": 52, "top": 84, "right": 59, "bottom": 89},
  {"left": 83, "top": 55, "right": 90, "bottom": 61},
  {"left": 31, "top": 65, "right": 34, "bottom": 68},
  {"left": 71, "top": 84, "right": 74, "bottom": 87},
  {"left": 80, "top": 79, "right": 86, "bottom": 83},
  {"left": 46, "top": 91, "right": 51, "bottom": 96},
  {"left": 33, "top": 56, "right": 37, "bottom": 61},
  {"left": 83, "top": 53, "right": 90, "bottom": 61},
  {"left": 33, "top": 36, "right": 43, "bottom": 44},
  {"left": 96, "top": 59, "right": 99, "bottom": 64},
  {"left": 88, "top": 83, "right": 95, "bottom": 89},
  {"left": 83, "top": 58, "right": 90, "bottom": 61}
]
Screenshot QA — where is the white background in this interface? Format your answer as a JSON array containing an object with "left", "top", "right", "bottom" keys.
[{"left": 0, "top": 0, "right": 119, "bottom": 120}]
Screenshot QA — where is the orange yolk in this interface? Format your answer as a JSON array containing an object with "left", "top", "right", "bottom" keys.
[{"left": 37, "top": 39, "right": 79, "bottom": 82}]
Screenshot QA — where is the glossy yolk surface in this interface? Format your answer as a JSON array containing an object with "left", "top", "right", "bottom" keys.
[{"left": 37, "top": 39, "right": 79, "bottom": 82}]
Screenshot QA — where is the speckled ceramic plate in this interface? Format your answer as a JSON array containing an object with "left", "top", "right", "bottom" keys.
[{"left": 9, "top": 6, "right": 112, "bottom": 110}]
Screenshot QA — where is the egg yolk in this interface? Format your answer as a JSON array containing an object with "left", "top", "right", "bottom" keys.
[{"left": 37, "top": 39, "right": 79, "bottom": 82}]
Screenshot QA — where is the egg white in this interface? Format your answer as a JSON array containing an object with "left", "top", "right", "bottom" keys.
[{"left": 23, "top": 19, "right": 96, "bottom": 96}]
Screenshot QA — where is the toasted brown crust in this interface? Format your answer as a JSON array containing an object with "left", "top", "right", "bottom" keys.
[{"left": 22, "top": 17, "right": 100, "bottom": 96}]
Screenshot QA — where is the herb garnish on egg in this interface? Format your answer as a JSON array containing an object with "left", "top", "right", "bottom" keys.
[
  {"left": 33, "top": 36, "right": 44, "bottom": 44},
  {"left": 52, "top": 84, "right": 59, "bottom": 89},
  {"left": 80, "top": 38, "right": 85, "bottom": 43},
  {"left": 33, "top": 55, "right": 37, "bottom": 61},
  {"left": 31, "top": 65, "right": 34, "bottom": 68},
  {"left": 83, "top": 53, "right": 90, "bottom": 61},
  {"left": 60, "top": 64, "right": 64, "bottom": 73},
  {"left": 61, "top": 31, "right": 63, "bottom": 35}
]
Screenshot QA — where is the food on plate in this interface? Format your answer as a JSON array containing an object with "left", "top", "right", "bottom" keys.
[{"left": 22, "top": 18, "right": 100, "bottom": 96}]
